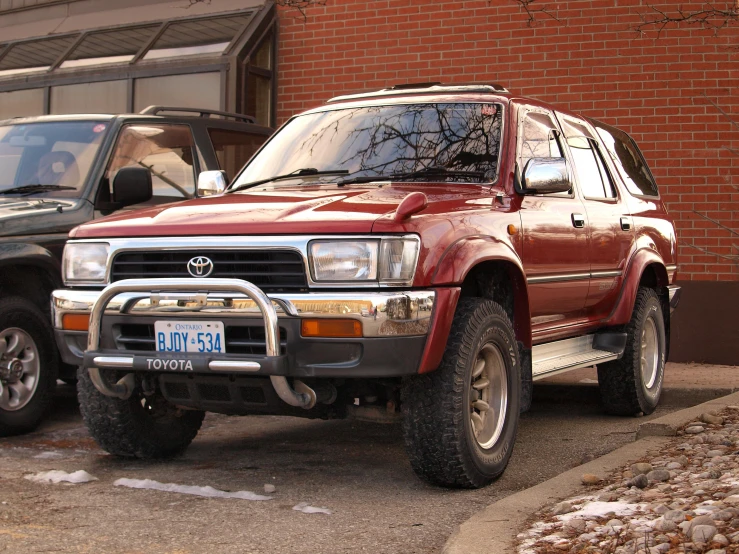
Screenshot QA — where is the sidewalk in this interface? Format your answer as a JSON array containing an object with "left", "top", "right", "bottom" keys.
[{"left": 443, "top": 362, "right": 739, "bottom": 554}]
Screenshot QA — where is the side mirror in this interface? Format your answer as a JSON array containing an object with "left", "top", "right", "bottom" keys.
[
  {"left": 113, "top": 167, "right": 152, "bottom": 207},
  {"left": 522, "top": 157, "right": 571, "bottom": 194},
  {"left": 197, "top": 170, "right": 227, "bottom": 197}
]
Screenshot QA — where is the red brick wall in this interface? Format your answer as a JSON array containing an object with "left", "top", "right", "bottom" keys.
[{"left": 277, "top": 0, "right": 739, "bottom": 282}]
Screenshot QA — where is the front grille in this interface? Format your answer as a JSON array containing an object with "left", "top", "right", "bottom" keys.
[
  {"left": 111, "top": 250, "right": 308, "bottom": 292},
  {"left": 114, "top": 323, "right": 287, "bottom": 355}
]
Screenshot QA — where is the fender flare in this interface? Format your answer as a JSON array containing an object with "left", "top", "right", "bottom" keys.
[
  {"left": 431, "top": 235, "right": 532, "bottom": 348},
  {"left": 604, "top": 248, "right": 669, "bottom": 327},
  {"left": 0, "top": 243, "right": 62, "bottom": 286}
]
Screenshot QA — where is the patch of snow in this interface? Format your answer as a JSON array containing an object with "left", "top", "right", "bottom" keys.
[
  {"left": 558, "top": 500, "right": 643, "bottom": 521},
  {"left": 33, "top": 451, "right": 63, "bottom": 459},
  {"left": 113, "top": 478, "right": 271, "bottom": 501},
  {"left": 292, "top": 502, "right": 331, "bottom": 515},
  {"left": 25, "top": 470, "right": 97, "bottom": 484}
]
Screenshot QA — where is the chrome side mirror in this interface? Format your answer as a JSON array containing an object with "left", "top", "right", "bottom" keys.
[
  {"left": 197, "top": 170, "right": 228, "bottom": 197},
  {"left": 522, "top": 157, "right": 571, "bottom": 194}
]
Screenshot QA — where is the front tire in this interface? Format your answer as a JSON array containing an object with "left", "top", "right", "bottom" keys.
[
  {"left": 78, "top": 367, "right": 205, "bottom": 458},
  {"left": 0, "top": 297, "right": 58, "bottom": 437},
  {"left": 401, "top": 298, "right": 520, "bottom": 489},
  {"left": 598, "top": 287, "right": 666, "bottom": 416}
]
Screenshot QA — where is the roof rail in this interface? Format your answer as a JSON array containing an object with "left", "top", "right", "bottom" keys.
[
  {"left": 139, "top": 106, "right": 256, "bottom": 124},
  {"left": 327, "top": 82, "right": 510, "bottom": 103}
]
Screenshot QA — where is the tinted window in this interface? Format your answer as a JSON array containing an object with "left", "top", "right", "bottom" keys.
[
  {"left": 209, "top": 129, "right": 266, "bottom": 180},
  {"left": 593, "top": 122, "right": 659, "bottom": 197},
  {"left": 568, "top": 136, "right": 616, "bottom": 199},
  {"left": 232, "top": 103, "right": 503, "bottom": 188}
]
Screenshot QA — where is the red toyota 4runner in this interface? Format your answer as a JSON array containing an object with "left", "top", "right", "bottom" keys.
[{"left": 52, "top": 83, "right": 680, "bottom": 488}]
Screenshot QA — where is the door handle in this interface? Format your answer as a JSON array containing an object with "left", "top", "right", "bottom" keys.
[
  {"left": 620, "top": 217, "right": 632, "bottom": 231},
  {"left": 571, "top": 213, "right": 585, "bottom": 228}
]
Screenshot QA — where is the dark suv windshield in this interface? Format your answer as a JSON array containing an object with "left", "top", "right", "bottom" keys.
[
  {"left": 231, "top": 103, "right": 503, "bottom": 189},
  {"left": 0, "top": 121, "right": 109, "bottom": 198}
]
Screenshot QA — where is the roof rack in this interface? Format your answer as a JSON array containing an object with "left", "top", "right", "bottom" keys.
[
  {"left": 139, "top": 106, "right": 256, "bottom": 124},
  {"left": 327, "top": 82, "right": 510, "bottom": 103}
]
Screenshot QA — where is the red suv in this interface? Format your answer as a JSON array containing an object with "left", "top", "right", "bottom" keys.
[{"left": 52, "top": 83, "right": 680, "bottom": 489}]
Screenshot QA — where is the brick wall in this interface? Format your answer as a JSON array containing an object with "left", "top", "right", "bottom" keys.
[{"left": 277, "top": 0, "right": 739, "bottom": 282}]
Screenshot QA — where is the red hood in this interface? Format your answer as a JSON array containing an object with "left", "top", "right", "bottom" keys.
[{"left": 71, "top": 184, "right": 492, "bottom": 238}]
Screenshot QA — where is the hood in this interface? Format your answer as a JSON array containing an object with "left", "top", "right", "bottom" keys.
[
  {"left": 71, "top": 184, "right": 493, "bottom": 239},
  {"left": 0, "top": 197, "right": 83, "bottom": 236}
]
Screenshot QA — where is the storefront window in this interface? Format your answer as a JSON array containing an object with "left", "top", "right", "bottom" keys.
[
  {"left": 51, "top": 81, "right": 128, "bottom": 115},
  {"left": 0, "top": 89, "right": 44, "bottom": 119},
  {"left": 134, "top": 73, "right": 220, "bottom": 113}
]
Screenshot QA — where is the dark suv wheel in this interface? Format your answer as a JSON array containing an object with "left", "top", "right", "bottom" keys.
[{"left": 0, "top": 297, "right": 58, "bottom": 436}]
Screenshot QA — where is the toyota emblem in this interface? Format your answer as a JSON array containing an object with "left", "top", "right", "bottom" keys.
[{"left": 187, "top": 256, "right": 214, "bottom": 278}]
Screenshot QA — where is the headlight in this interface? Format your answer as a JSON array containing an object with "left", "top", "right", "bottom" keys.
[
  {"left": 309, "top": 237, "right": 420, "bottom": 285},
  {"left": 310, "top": 241, "right": 378, "bottom": 281},
  {"left": 63, "top": 242, "right": 110, "bottom": 284}
]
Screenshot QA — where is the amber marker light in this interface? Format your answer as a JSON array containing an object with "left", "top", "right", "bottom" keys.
[
  {"left": 507, "top": 224, "right": 518, "bottom": 235},
  {"left": 301, "top": 319, "right": 362, "bottom": 338},
  {"left": 62, "top": 313, "right": 90, "bottom": 331}
]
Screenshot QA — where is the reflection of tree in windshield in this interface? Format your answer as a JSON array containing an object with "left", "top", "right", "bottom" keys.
[{"left": 296, "top": 104, "right": 502, "bottom": 181}]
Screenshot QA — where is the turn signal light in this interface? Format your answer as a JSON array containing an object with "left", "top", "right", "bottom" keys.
[
  {"left": 62, "top": 313, "right": 90, "bottom": 331},
  {"left": 301, "top": 319, "right": 362, "bottom": 338}
]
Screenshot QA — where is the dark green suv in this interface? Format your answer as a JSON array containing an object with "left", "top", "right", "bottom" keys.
[{"left": 0, "top": 106, "right": 272, "bottom": 435}]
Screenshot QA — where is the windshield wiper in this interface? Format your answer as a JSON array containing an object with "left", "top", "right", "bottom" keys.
[
  {"left": 0, "top": 184, "right": 77, "bottom": 196},
  {"left": 338, "top": 167, "right": 488, "bottom": 185},
  {"left": 229, "top": 168, "right": 350, "bottom": 192}
]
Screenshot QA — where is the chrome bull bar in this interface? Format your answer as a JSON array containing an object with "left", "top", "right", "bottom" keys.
[{"left": 86, "top": 278, "right": 316, "bottom": 409}]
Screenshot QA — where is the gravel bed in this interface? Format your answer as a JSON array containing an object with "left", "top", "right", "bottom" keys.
[{"left": 517, "top": 406, "right": 739, "bottom": 554}]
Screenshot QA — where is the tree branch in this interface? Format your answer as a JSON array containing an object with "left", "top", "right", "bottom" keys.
[
  {"left": 635, "top": 1, "right": 739, "bottom": 35},
  {"left": 507, "top": 0, "right": 560, "bottom": 26}
]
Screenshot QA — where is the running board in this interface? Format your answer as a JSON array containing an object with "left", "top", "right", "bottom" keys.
[{"left": 532, "top": 333, "right": 626, "bottom": 381}]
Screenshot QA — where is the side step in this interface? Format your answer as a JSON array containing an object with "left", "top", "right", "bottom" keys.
[{"left": 532, "top": 333, "right": 626, "bottom": 381}]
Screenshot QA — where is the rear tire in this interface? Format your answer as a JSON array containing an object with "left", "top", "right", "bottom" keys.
[
  {"left": 401, "top": 298, "right": 520, "bottom": 489},
  {"left": 0, "top": 297, "right": 58, "bottom": 437},
  {"left": 598, "top": 287, "right": 666, "bottom": 416},
  {"left": 77, "top": 367, "right": 205, "bottom": 458}
]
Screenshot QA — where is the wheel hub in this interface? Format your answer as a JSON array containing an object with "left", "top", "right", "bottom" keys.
[
  {"left": 469, "top": 343, "right": 508, "bottom": 450},
  {"left": 0, "top": 358, "right": 24, "bottom": 383},
  {"left": 0, "top": 327, "right": 41, "bottom": 412}
]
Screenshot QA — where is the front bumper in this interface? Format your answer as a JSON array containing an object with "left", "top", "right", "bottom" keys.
[{"left": 52, "top": 280, "right": 438, "bottom": 380}]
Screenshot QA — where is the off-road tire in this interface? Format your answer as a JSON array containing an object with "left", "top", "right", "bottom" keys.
[
  {"left": 77, "top": 366, "right": 205, "bottom": 458},
  {"left": 401, "top": 298, "right": 520, "bottom": 489},
  {"left": 598, "top": 287, "right": 666, "bottom": 416},
  {"left": 0, "top": 296, "right": 58, "bottom": 437}
]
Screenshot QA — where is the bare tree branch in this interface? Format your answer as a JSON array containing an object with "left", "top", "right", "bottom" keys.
[
  {"left": 506, "top": 0, "right": 560, "bottom": 26},
  {"left": 635, "top": 1, "right": 739, "bottom": 35}
]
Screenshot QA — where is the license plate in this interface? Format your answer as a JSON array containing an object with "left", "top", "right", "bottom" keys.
[{"left": 154, "top": 320, "right": 225, "bottom": 354}]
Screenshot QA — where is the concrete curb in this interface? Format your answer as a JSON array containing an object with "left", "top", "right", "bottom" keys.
[{"left": 442, "top": 390, "right": 739, "bottom": 554}]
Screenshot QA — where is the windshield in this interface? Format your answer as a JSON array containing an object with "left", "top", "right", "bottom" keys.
[
  {"left": 0, "top": 121, "right": 109, "bottom": 198},
  {"left": 231, "top": 103, "right": 503, "bottom": 189}
]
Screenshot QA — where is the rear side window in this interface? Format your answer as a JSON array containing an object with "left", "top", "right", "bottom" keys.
[
  {"left": 593, "top": 122, "right": 659, "bottom": 197},
  {"left": 567, "top": 136, "right": 616, "bottom": 199},
  {"left": 208, "top": 129, "right": 266, "bottom": 181}
]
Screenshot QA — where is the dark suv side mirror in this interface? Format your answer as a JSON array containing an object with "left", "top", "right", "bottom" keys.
[
  {"left": 113, "top": 167, "right": 153, "bottom": 207},
  {"left": 522, "top": 157, "right": 571, "bottom": 194}
]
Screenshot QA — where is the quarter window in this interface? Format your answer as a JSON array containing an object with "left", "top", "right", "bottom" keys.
[
  {"left": 593, "top": 123, "right": 659, "bottom": 197},
  {"left": 519, "top": 111, "right": 563, "bottom": 173}
]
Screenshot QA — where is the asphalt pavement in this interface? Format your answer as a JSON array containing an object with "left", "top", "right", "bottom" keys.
[{"left": 0, "top": 362, "right": 733, "bottom": 553}]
